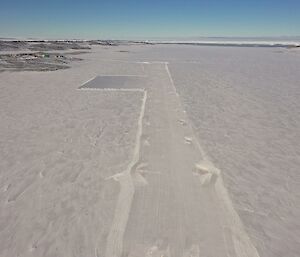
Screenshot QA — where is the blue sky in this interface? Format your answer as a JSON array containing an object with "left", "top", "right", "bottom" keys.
[{"left": 0, "top": 0, "right": 299, "bottom": 39}]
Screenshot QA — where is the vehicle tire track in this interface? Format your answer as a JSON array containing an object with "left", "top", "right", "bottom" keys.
[
  {"left": 103, "top": 89, "right": 147, "bottom": 257},
  {"left": 164, "top": 62, "right": 260, "bottom": 257}
]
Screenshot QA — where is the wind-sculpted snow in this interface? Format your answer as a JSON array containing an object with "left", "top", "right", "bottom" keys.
[{"left": 0, "top": 68, "right": 144, "bottom": 257}]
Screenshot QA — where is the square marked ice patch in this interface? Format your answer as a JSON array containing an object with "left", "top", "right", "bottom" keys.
[{"left": 79, "top": 75, "right": 147, "bottom": 90}]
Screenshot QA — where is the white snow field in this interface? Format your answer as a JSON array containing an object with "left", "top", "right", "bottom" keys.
[{"left": 0, "top": 44, "right": 299, "bottom": 257}]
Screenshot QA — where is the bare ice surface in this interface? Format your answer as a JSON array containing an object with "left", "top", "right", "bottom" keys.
[
  {"left": 79, "top": 75, "right": 147, "bottom": 90},
  {"left": 0, "top": 44, "right": 299, "bottom": 257}
]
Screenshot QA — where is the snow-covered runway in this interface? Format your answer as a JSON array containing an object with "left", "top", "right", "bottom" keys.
[{"left": 0, "top": 44, "right": 299, "bottom": 257}]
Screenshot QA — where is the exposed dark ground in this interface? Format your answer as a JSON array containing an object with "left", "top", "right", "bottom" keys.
[
  {"left": 0, "top": 52, "right": 88, "bottom": 72},
  {"left": 0, "top": 40, "right": 91, "bottom": 51},
  {"left": 0, "top": 41, "right": 93, "bottom": 72}
]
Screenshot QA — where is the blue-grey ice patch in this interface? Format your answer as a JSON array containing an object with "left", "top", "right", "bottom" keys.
[{"left": 79, "top": 75, "right": 147, "bottom": 90}]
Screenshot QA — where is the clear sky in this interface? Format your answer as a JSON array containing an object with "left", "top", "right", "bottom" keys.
[{"left": 0, "top": 0, "right": 299, "bottom": 39}]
